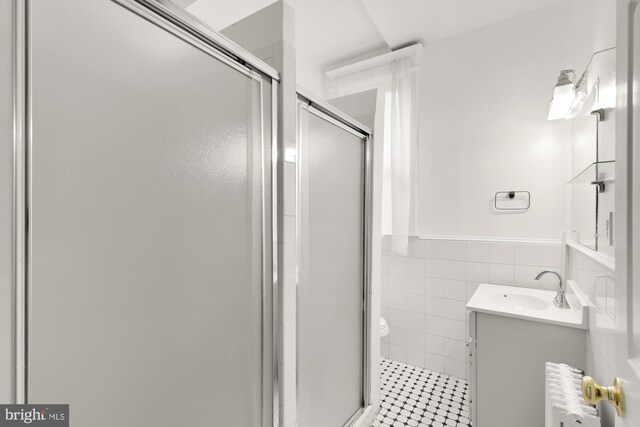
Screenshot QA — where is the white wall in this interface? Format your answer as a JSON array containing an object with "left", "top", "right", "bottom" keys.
[
  {"left": 569, "top": 0, "right": 616, "bottom": 69},
  {"left": 327, "top": 89, "right": 378, "bottom": 129},
  {"left": 385, "top": 6, "right": 620, "bottom": 407},
  {"left": 417, "top": 2, "right": 574, "bottom": 241},
  {"left": 296, "top": 52, "right": 324, "bottom": 97}
]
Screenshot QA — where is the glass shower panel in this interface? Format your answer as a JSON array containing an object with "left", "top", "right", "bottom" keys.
[
  {"left": 298, "top": 105, "right": 366, "bottom": 427},
  {"left": 28, "top": 1, "right": 270, "bottom": 426}
]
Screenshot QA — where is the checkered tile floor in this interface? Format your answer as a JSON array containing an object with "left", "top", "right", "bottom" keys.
[{"left": 371, "top": 359, "right": 472, "bottom": 427}]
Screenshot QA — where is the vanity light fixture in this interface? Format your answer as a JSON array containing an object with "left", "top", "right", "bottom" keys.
[{"left": 547, "top": 69, "right": 576, "bottom": 120}]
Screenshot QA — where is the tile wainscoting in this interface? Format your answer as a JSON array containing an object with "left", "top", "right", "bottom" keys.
[
  {"left": 380, "top": 236, "right": 563, "bottom": 379},
  {"left": 567, "top": 246, "right": 616, "bottom": 427}
]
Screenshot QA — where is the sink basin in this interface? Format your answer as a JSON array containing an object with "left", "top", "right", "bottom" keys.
[
  {"left": 490, "top": 293, "right": 548, "bottom": 311},
  {"left": 466, "top": 283, "right": 588, "bottom": 329}
]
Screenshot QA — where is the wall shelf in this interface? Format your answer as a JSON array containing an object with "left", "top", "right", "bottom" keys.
[
  {"left": 568, "top": 160, "right": 615, "bottom": 192},
  {"left": 566, "top": 238, "right": 615, "bottom": 270}
]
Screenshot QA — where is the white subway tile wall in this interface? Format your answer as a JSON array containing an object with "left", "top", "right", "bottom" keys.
[
  {"left": 380, "top": 236, "right": 562, "bottom": 380},
  {"left": 567, "top": 248, "right": 616, "bottom": 427}
]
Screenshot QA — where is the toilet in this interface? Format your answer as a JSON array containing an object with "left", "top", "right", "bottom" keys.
[{"left": 380, "top": 317, "right": 390, "bottom": 338}]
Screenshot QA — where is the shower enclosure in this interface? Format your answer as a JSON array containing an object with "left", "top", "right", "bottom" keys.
[
  {"left": 6, "top": 1, "right": 379, "bottom": 426},
  {"left": 11, "top": 0, "right": 277, "bottom": 426},
  {"left": 297, "top": 92, "right": 373, "bottom": 427}
]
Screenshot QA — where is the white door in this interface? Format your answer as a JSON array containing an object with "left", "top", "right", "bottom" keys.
[{"left": 614, "top": 0, "right": 640, "bottom": 425}]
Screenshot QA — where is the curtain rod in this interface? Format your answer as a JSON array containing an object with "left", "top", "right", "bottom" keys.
[{"left": 325, "top": 43, "right": 423, "bottom": 79}]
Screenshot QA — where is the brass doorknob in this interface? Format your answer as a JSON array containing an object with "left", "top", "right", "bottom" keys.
[{"left": 581, "top": 376, "right": 625, "bottom": 417}]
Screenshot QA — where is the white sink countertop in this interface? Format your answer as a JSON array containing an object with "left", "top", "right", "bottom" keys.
[{"left": 466, "top": 282, "right": 589, "bottom": 329}]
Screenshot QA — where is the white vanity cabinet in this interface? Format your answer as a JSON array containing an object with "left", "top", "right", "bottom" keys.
[{"left": 467, "top": 284, "right": 588, "bottom": 427}]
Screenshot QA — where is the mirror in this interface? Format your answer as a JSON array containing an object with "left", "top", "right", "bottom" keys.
[
  {"left": 570, "top": 115, "right": 598, "bottom": 250},
  {"left": 568, "top": 48, "right": 616, "bottom": 258}
]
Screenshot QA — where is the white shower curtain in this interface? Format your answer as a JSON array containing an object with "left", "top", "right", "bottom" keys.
[{"left": 329, "top": 57, "right": 417, "bottom": 255}]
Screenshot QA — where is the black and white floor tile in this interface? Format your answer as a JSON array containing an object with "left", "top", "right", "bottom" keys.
[{"left": 371, "top": 359, "right": 472, "bottom": 427}]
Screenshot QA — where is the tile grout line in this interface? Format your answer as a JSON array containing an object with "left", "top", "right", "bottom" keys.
[{"left": 371, "top": 358, "right": 472, "bottom": 427}]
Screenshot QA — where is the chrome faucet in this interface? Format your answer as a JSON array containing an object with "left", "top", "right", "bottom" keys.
[{"left": 535, "top": 270, "right": 570, "bottom": 309}]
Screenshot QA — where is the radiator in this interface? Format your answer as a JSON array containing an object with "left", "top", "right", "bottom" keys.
[{"left": 545, "top": 362, "right": 601, "bottom": 427}]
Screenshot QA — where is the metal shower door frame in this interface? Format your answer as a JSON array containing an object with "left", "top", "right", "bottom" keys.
[
  {"left": 11, "top": 1, "right": 280, "bottom": 426},
  {"left": 296, "top": 89, "right": 375, "bottom": 427}
]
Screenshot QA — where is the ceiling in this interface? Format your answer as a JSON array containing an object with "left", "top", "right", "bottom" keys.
[
  {"left": 361, "top": 0, "right": 567, "bottom": 49},
  {"left": 186, "top": 0, "right": 387, "bottom": 72},
  {"left": 187, "top": 0, "right": 274, "bottom": 29},
  {"left": 184, "top": 0, "right": 567, "bottom": 89}
]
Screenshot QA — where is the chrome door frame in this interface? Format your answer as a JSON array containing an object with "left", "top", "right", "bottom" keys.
[
  {"left": 11, "top": 1, "right": 280, "bottom": 426},
  {"left": 296, "top": 90, "right": 375, "bottom": 427},
  {"left": 124, "top": 0, "right": 279, "bottom": 81},
  {"left": 11, "top": 0, "right": 28, "bottom": 406}
]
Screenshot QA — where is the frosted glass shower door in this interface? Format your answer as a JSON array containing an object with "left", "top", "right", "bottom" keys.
[
  {"left": 298, "top": 101, "right": 368, "bottom": 427},
  {"left": 25, "top": 1, "right": 272, "bottom": 426}
]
